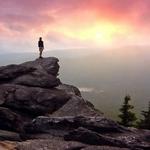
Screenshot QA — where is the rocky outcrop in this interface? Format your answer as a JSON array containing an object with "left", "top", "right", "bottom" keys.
[
  {"left": 65, "top": 127, "right": 150, "bottom": 149},
  {"left": 65, "top": 127, "right": 129, "bottom": 148},
  {"left": 24, "top": 116, "right": 127, "bottom": 135},
  {"left": 0, "top": 57, "right": 71, "bottom": 132},
  {"left": 51, "top": 96, "right": 102, "bottom": 117},
  {"left": 0, "top": 57, "right": 149, "bottom": 150},
  {"left": 0, "top": 57, "right": 60, "bottom": 88},
  {"left": 0, "top": 84, "right": 70, "bottom": 116},
  {"left": 23, "top": 115, "right": 150, "bottom": 149}
]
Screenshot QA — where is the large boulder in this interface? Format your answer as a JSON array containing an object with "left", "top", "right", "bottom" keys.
[
  {"left": 13, "top": 72, "right": 60, "bottom": 88},
  {"left": 0, "top": 65, "right": 35, "bottom": 83},
  {"left": 24, "top": 115, "right": 127, "bottom": 136},
  {"left": 0, "top": 84, "right": 70, "bottom": 116},
  {"left": 0, "top": 57, "right": 60, "bottom": 88},
  {"left": 51, "top": 96, "right": 102, "bottom": 117},
  {"left": 64, "top": 127, "right": 128, "bottom": 148},
  {"left": 21, "top": 57, "right": 59, "bottom": 76},
  {"left": 57, "top": 84, "right": 81, "bottom": 97},
  {"left": 65, "top": 127, "right": 150, "bottom": 149},
  {"left": 54, "top": 84, "right": 103, "bottom": 117}
]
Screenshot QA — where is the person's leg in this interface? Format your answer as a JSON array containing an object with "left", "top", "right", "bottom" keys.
[{"left": 39, "top": 48, "right": 43, "bottom": 58}]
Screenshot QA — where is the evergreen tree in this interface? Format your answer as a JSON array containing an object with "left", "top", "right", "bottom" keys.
[
  {"left": 118, "top": 95, "right": 137, "bottom": 127},
  {"left": 138, "top": 101, "right": 150, "bottom": 129}
]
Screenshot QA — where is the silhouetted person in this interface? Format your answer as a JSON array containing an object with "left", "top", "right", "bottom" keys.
[{"left": 38, "top": 37, "right": 44, "bottom": 58}]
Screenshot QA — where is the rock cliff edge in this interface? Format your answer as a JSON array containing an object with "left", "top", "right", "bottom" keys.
[{"left": 0, "top": 57, "right": 149, "bottom": 150}]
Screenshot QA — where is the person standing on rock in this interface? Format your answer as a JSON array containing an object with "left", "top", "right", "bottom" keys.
[{"left": 38, "top": 37, "right": 44, "bottom": 58}]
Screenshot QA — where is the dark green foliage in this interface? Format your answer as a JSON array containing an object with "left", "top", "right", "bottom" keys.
[
  {"left": 138, "top": 101, "right": 150, "bottom": 129},
  {"left": 118, "top": 95, "right": 137, "bottom": 127}
]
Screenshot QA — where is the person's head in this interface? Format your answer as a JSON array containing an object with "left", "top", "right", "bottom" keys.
[{"left": 39, "top": 37, "right": 42, "bottom": 41}]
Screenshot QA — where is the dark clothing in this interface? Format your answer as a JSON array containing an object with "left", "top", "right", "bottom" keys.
[{"left": 38, "top": 40, "right": 44, "bottom": 47}]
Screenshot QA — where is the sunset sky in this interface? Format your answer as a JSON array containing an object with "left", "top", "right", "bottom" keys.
[{"left": 0, "top": 0, "right": 150, "bottom": 52}]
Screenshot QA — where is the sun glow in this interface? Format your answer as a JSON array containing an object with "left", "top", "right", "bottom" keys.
[
  {"left": 44, "top": 21, "right": 130, "bottom": 47},
  {"left": 88, "top": 22, "right": 129, "bottom": 43}
]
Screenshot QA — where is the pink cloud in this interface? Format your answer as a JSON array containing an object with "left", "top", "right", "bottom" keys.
[
  {"left": 0, "top": 0, "right": 150, "bottom": 51},
  {"left": 1, "top": 0, "right": 150, "bottom": 31}
]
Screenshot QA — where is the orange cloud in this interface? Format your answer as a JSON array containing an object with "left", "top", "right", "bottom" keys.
[{"left": 0, "top": 0, "right": 150, "bottom": 52}]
